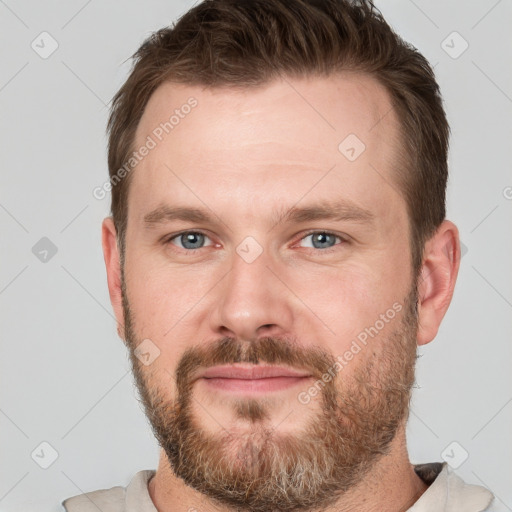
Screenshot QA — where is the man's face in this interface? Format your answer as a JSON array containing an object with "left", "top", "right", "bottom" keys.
[{"left": 120, "top": 74, "right": 418, "bottom": 511}]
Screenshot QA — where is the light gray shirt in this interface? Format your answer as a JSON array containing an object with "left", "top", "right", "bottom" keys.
[{"left": 61, "top": 462, "right": 494, "bottom": 511}]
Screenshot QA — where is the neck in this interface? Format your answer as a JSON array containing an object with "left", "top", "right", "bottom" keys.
[{"left": 148, "top": 425, "right": 429, "bottom": 512}]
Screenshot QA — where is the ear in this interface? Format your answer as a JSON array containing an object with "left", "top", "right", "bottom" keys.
[
  {"left": 416, "top": 220, "right": 461, "bottom": 346},
  {"left": 101, "top": 217, "right": 125, "bottom": 341}
]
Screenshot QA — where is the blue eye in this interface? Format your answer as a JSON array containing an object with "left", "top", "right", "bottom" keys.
[
  {"left": 165, "top": 230, "right": 344, "bottom": 254},
  {"left": 168, "top": 232, "right": 212, "bottom": 250},
  {"left": 298, "top": 231, "right": 343, "bottom": 252}
]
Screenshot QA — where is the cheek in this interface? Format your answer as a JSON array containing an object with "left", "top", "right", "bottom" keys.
[
  {"left": 122, "top": 261, "right": 193, "bottom": 369},
  {"left": 285, "top": 258, "right": 409, "bottom": 347},
  {"left": 125, "top": 252, "right": 208, "bottom": 325},
  {"left": 303, "top": 266, "right": 375, "bottom": 334}
]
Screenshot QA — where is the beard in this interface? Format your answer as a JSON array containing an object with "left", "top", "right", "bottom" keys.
[{"left": 121, "top": 277, "right": 418, "bottom": 512}]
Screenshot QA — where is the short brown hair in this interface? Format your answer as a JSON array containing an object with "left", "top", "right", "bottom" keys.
[{"left": 107, "top": 0, "right": 449, "bottom": 275}]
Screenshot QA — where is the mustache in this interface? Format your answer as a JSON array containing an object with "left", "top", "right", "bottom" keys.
[{"left": 175, "top": 336, "right": 336, "bottom": 396}]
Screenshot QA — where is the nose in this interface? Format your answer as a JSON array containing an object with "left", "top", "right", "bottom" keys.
[{"left": 209, "top": 245, "right": 294, "bottom": 342}]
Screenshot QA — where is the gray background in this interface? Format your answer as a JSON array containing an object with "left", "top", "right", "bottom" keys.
[{"left": 1, "top": 0, "right": 511, "bottom": 510}]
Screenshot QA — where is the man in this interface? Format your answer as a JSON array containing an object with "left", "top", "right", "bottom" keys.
[{"left": 62, "top": 0, "right": 494, "bottom": 510}]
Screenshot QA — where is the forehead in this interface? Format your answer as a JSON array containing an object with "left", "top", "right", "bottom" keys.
[
  {"left": 129, "top": 73, "right": 404, "bottom": 226},
  {"left": 135, "top": 72, "right": 397, "bottom": 153}
]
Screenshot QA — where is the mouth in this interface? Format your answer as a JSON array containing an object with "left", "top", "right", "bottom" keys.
[{"left": 196, "top": 365, "right": 313, "bottom": 394}]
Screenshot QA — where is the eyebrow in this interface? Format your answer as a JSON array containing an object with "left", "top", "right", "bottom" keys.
[{"left": 143, "top": 201, "right": 375, "bottom": 229}]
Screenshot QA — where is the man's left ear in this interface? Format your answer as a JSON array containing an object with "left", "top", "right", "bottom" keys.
[{"left": 416, "top": 220, "right": 461, "bottom": 346}]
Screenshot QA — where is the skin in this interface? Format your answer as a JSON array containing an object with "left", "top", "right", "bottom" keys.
[{"left": 102, "top": 73, "right": 460, "bottom": 511}]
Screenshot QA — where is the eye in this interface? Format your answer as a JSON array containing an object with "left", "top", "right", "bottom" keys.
[
  {"left": 298, "top": 231, "right": 344, "bottom": 252},
  {"left": 164, "top": 230, "right": 345, "bottom": 254},
  {"left": 166, "top": 231, "right": 213, "bottom": 251}
]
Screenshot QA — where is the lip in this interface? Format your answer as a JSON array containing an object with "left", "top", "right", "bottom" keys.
[
  {"left": 199, "top": 365, "right": 312, "bottom": 380},
  {"left": 197, "top": 365, "right": 312, "bottom": 394}
]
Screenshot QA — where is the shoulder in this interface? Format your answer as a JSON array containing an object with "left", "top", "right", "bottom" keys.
[
  {"left": 61, "top": 470, "right": 156, "bottom": 512},
  {"left": 61, "top": 485, "right": 125, "bottom": 512},
  {"left": 410, "top": 462, "right": 494, "bottom": 512},
  {"left": 443, "top": 465, "right": 495, "bottom": 511}
]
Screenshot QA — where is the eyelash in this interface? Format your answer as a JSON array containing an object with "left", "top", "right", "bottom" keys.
[{"left": 163, "top": 230, "right": 346, "bottom": 255}]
